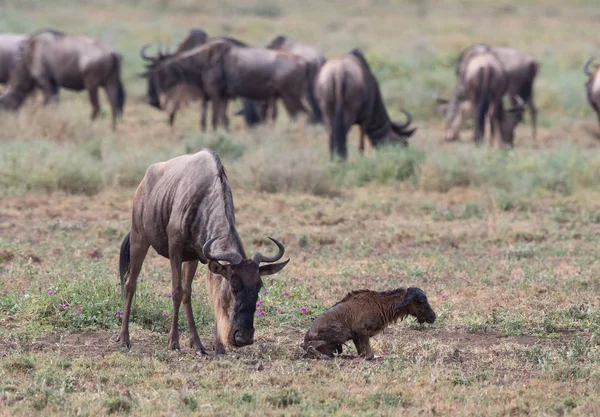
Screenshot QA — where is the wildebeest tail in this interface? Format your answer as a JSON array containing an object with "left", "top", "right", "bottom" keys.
[
  {"left": 332, "top": 70, "right": 347, "bottom": 159},
  {"left": 475, "top": 67, "right": 490, "bottom": 143},
  {"left": 306, "top": 63, "right": 323, "bottom": 124},
  {"left": 119, "top": 232, "right": 131, "bottom": 298},
  {"left": 112, "top": 53, "right": 126, "bottom": 117},
  {"left": 241, "top": 99, "right": 262, "bottom": 126}
]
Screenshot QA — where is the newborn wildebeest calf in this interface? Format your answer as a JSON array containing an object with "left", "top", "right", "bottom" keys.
[{"left": 302, "top": 287, "right": 436, "bottom": 359}]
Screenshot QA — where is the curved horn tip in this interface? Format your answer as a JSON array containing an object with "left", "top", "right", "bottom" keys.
[
  {"left": 202, "top": 236, "right": 220, "bottom": 258},
  {"left": 140, "top": 43, "right": 153, "bottom": 60},
  {"left": 252, "top": 237, "right": 286, "bottom": 264}
]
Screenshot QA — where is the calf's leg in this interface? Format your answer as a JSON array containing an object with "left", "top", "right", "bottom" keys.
[
  {"left": 353, "top": 335, "right": 374, "bottom": 359},
  {"left": 167, "top": 243, "right": 184, "bottom": 350}
]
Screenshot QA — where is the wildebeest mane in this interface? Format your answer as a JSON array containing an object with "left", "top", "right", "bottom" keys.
[
  {"left": 203, "top": 148, "right": 246, "bottom": 258},
  {"left": 266, "top": 35, "right": 287, "bottom": 50},
  {"left": 335, "top": 288, "right": 407, "bottom": 306},
  {"left": 212, "top": 36, "right": 249, "bottom": 48},
  {"left": 348, "top": 48, "right": 392, "bottom": 143},
  {"left": 176, "top": 29, "right": 209, "bottom": 53}
]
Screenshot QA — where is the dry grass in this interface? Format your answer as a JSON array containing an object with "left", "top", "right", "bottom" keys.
[{"left": 1, "top": 0, "right": 600, "bottom": 416}]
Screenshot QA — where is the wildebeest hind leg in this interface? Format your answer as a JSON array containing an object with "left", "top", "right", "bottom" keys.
[
  {"left": 167, "top": 244, "right": 184, "bottom": 350},
  {"left": 117, "top": 232, "right": 150, "bottom": 349},
  {"left": 88, "top": 87, "right": 100, "bottom": 121},
  {"left": 182, "top": 260, "right": 207, "bottom": 355}
]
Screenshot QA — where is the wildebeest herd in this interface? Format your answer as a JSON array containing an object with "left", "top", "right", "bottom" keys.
[
  {"left": 2, "top": 28, "right": 599, "bottom": 358},
  {"left": 6, "top": 27, "right": 600, "bottom": 159}
]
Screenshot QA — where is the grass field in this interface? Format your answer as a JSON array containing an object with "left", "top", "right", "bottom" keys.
[{"left": 1, "top": 0, "right": 600, "bottom": 416}]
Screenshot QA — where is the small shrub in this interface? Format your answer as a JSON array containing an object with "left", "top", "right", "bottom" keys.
[
  {"left": 105, "top": 396, "right": 133, "bottom": 414},
  {"left": 265, "top": 388, "right": 301, "bottom": 408}
]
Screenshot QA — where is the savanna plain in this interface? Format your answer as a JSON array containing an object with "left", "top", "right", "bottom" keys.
[{"left": 1, "top": 1, "right": 600, "bottom": 416}]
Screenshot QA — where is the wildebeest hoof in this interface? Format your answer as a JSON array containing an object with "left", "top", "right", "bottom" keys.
[
  {"left": 195, "top": 349, "right": 207, "bottom": 356},
  {"left": 365, "top": 354, "right": 383, "bottom": 361},
  {"left": 169, "top": 342, "right": 181, "bottom": 351}
]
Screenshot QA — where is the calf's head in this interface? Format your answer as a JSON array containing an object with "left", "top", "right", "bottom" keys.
[
  {"left": 203, "top": 237, "right": 289, "bottom": 347},
  {"left": 395, "top": 287, "right": 436, "bottom": 324}
]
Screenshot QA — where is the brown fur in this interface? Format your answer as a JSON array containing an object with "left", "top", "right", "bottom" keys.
[
  {"left": 0, "top": 29, "right": 125, "bottom": 130},
  {"left": 583, "top": 57, "right": 600, "bottom": 131},
  {"left": 0, "top": 34, "right": 26, "bottom": 85},
  {"left": 444, "top": 52, "right": 524, "bottom": 147},
  {"left": 265, "top": 35, "right": 325, "bottom": 123},
  {"left": 302, "top": 287, "right": 436, "bottom": 359},
  {"left": 148, "top": 39, "right": 309, "bottom": 131},
  {"left": 118, "top": 149, "right": 289, "bottom": 354},
  {"left": 315, "top": 49, "right": 416, "bottom": 160}
]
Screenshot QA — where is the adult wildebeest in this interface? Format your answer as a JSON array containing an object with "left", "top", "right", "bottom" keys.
[
  {"left": 583, "top": 56, "right": 600, "bottom": 130},
  {"left": 315, "top": 48, "right": 416, "bottom": 160},
  {"left": 0, "top": 34, "right": 26, "bottom": 87},
  {"left": 0, "top": 29, "right": 125, "bottom": 130},
  {"left": 145, "top": 39, "right": 309, "bottom": 131},
  {"left": 441, "top": 52, "right": 525, "bottom": 147},
  {"left": 440, "top": 44, "right": 538, "bottom": 140},
  {"left": 142, "top": 33, "right": 262, "bottom": 130},
  {"left": 118, "top": 149, "right": 289, "bottom": 354},
  {"left": 264, "top": 35, "right": 325, "bottom": 123}
]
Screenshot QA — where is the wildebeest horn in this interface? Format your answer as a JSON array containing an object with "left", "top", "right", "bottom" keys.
[
  {"left": 583, "top": 56, "right": 598, "bottom": 76},
  {"left": 252, "top": 237, "right": 285, "bottom": 264},
  {"left": 140, "top": 43, "right": 153, "bottom": 61},
  {"left": 203, "top": 236, "right": 243, "bottom": 265},
  {"left": 507, "top": 96, "right": 525, "bottom": 112},
  {"left": 396, "top": 109, "right": 413, "bottom": 129}
]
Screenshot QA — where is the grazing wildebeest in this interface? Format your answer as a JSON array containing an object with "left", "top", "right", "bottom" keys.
[
  {"left": 302, "top": 287, "right": 436, "bottom": 359},
  {"left": 145, "top": 39, "right": 309, "bottom": 131},
  {"left": 0, "top": 29, "right": 125, "bottom": 130},
  {"left": 583, "top": 56, "right": 600, "bottom": 130},
  {"left": 264, "top": 35, "right": 326, "bottom": 123},
  {"left": 118, "top": 149, "right": 289, "bottom": 354},
  {"left": 440, "top": 44, "right": 538, "bottom": 140},
  {"left": 315, "top": 48, "right": 416, "bottom": 160},
  {"left": 441, "top": 52, "right": 525, "bottom": 147},
  {"left": 0, "top": 34, "right": 26, "bottom": 87}
]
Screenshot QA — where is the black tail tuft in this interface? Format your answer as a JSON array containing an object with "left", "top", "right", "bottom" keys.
[
  {"left": 241, "top": 99, "right": 262, "bottom": 126},
  {"left": 112, "top": 54, "right": 126, "bottom": 117},
  {"left": 306, "top": 64, "right": 323, "bottom": 124},
  {"left": 332, "top": 72, "right": 347, "bottom": 160},
  {"left": 119, "top": 232, "right": 131, "bottom": 298}
]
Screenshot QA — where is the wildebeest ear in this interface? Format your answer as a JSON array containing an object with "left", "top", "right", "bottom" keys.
[
  {"left": 395, "top": 288, "right": 417, "bottom": 310},
  {"left": 259, "top": 259, "right": 290, "bottom": 276},
  {"left": 208, "top": 260, "right": 232, "bottom": 278}
]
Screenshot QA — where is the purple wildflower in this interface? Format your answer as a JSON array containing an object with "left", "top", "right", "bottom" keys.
[
  {"left": 166, "top": 293, "right": 172, "bottom": 299},
  {"left": 162, "top": 312, "right": 169, "bottom": 317},
  {"left": 279, "top": 309, "right": 285, "bottom": 314},
  {"left": 63, "top": 301, "right": 70, "bottom": 307},
  {"left": 48, "top": 291, "right": 54, "bottom": 296},
  {"left": 283, "top": 291, "right": 289, "bottom": 296},
  {"left": 57, "top": 304, "right": 63, "bottom": 309},
  {"left": 256, "top": 300, "right": 263, "bottom": 307},
  {"left": 259, "top": 311, "right": 265, "bottom": 316},
  {"left": 301, "top": 307, "right": 307, "bottom": 313},
  {"left": 77, "top": 307, "right": 82, "bottom": 312},
  {"left": 20, "top": 290, "right": 25, "bottom": 295},
  {"left": 441, "top": 295, "right": 447, "bottom": 299},
  {"left": 116, "top": 311, "right": 123, "bottom": 317}
]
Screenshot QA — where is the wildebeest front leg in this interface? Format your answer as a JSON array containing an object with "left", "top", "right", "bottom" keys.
[
  {"left": 182, "top": 260, "right": 207, "bottom": 354},
  {"left": 214, "top": 326, "right": 226, "bottom": 356},
  {"left": 168, "top": 246, "right": 184, "bottom": 351},
  {"left": 118, "top": 232, "right": 150, "bottom": 349},
  {"left": 353, "top": 335, "right": 374, "bottom": 359}
]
